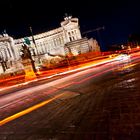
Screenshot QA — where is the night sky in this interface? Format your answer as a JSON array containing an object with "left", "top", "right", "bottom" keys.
[{"left": 0, "top": 0, "right": 140, "bottom": 50}]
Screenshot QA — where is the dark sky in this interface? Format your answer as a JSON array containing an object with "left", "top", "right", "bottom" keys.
[{"left": 0, "top": 0, "right": 140, "bottom": 50}]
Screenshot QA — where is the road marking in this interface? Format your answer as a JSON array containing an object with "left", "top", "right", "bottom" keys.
[{"left": 0, "top": 93, "right": 65, "bottom": 126}]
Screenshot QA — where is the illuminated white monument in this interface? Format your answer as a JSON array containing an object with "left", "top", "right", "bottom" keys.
[{"left": 14, "top": 16, "right": 82, "bottom": 59}]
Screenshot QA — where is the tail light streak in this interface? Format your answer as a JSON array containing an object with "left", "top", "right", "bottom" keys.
[{"left": 0, "top": 56, "right": 139, "bottom": 126}]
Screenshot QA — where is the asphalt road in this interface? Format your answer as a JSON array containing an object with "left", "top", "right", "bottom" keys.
[{"left": 0, "top": 52, "right": 140, "bottom": 140}]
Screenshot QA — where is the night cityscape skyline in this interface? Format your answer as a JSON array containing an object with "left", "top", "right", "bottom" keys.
[{"left": 0, "top": 0, "right": 140, "bottom": 50}]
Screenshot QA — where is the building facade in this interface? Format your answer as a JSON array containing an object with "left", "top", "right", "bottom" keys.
[
  {"left": 0, "top": 16, "right": 100, "bottom": 74},
  {"left": 0, "top": 34, "right": 18, "bottom": 73},
  {"left": 14, "top": 16, "right": 82, "bottom": 59}
]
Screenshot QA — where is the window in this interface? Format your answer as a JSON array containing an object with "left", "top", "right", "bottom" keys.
[{"left": 69, "top": 37, "right": 72, "bottom": 41}]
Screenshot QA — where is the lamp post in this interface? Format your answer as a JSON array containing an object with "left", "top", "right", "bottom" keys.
[{"left": 29, "top": 27, "right": 41, "bottom": 63}]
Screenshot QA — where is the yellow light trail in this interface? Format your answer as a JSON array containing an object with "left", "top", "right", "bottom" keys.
[
  {"left": 118, "top": 63, "right": 137, "bottom": 71},
  {"left": 123, "top": 63, "right": 136, "bottom": 69},
  {"left": 0, "top": 93, "right": 65, "bottom": 126}
]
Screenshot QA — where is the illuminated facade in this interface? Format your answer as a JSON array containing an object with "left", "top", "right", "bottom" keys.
[
  {"left": 0, "top": 16, "right": 100, "bottom": 74},
  {"left": 0, "top": 34, "right": 16, "bottom": 60},
  {"left": 64, "top": 37, "right": 100, "bottom": 56},
  {"left": 14, "top": 16, "right": 82, "bottom": 59},
  {"left": 0, "top": 34, "right": 19, "bottom": 73}
]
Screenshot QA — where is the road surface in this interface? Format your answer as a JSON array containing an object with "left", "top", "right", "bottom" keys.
[{"left": 0, "top": 52, "right": 140, "bottom": 140}]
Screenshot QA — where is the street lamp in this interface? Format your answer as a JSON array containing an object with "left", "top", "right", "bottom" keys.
[{"left": 29, "top": 27, "right": 41, "bottom": 64}]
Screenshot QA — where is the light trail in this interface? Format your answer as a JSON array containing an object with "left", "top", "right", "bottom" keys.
[
  {"left": 0, "top": 81, "right": 73, "bottom": 108},
  {"left": 75, "top": 66, "right": 115, "bottom": 84},
  {"left": 0, "top": 61, "right": 115, "bottom": 126},
  {"left": 118, "top": 63, "right": 137, "bottom": 71},
  {"left": 0, "top": 75, "right": 24, "bottom": 83},
  {"left": 0, "top": 57, "right": 136, "bottom": 108},
  {"left": 0, "top": 55, "right": 139, "bottom": 126},
  {"left": 0, "top": 92, "right": 66, "bottom": 126},
  {"left": 0, "top": 81, "right": 74, "bottom": 126},
  {"left": 75, "top": 59, "right": 140, "bottom": 84},
  {"left": 0, "top": 58, "right": 114, "bottom": 92}
]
